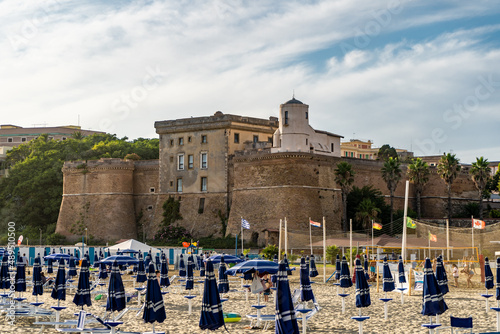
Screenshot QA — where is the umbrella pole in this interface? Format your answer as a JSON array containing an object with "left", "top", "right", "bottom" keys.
[
  {"left": 384, "top": 292, "right": 388, "bottom": 320},
  {"left": 358, "top": 309, "right": 363, "bottom": 334}
]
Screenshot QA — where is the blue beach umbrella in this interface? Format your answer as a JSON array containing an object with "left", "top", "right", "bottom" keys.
[
  {"left": 93, "top": 252, "right": 100, "bottom": 269},
  {"left": 15, "top": 256, "right": 27, "bottom": 293},
  {"left": 100, "top": 255, "right": 138, "bottom": 267},
  {"left": 199, "top": 259, "right": 224, "bottom": 331},
  {"left": 155, "top": 254, "right": 161, "bottom": 271},
  {"left": 485, "top": 257, "right": 494, "bottom": 290},
  {"left": 355, "top": 258, "right": 371, "bottom": 308},
  {"left": 117, "top": 249, "right": 139, "bottom": 255},
  {"left": 73, "top": 258, "right": 92, "bottom": 309},
  {"left": 68, "top": 255, "right": 77, "bottom": 277},
  {"left": 99, "top": 249, "right": 104, "bottom": 258},
  {"left": 47, "top": 257, "right": 54, "bottom": 274},
  {"left": 339, "top": 256, "right": 353, "bottom": 288},
  {"left": 106, "top": 260, "right": 126, "bottom": 314},
  {"left": 160, "top": 253, "right": 170, "bottom": 288},
  {"left": 32, "top": 256, "right": 43, "bottom": 298},
  {"left": 45, "top": 253, "right": 71, "bottom": 261},
  {"left": 382, "top": 257, "right": 395, "bottom": 292},
  {"left": 145, "top": 251, "right": 152, "bottom": 272},
  {"left": 435, "top": 256, "right": 449, "bottom": 295},
  {"left": 0, "top": 255, "right": 10, "bottom": 290},
  {"left": 98, "top": 260, "right": 108, "bottom": 280},
  {"left": 179, "top": 254, "right": 186, "bottom": 277},
  {"left": 421, "top": 258, "right": 448, "bottom": 316},
  {"left": 309, "top": 255, "right": 319, "bottom": 278},
  {"left": 283, "top": 254, "right": 292, "bottom": 275},
  {"left": 207, "top": 254, "right": 243, "bottom": 264},
  {"left": 199, "top": 260, "right": 205, "bottom": 277},
  {"left": 398, "top": 256, "right": 406, "bottom": 284},
  {"left": 335, "top": 254, "right": 341, "bottom": 281},
  {"left": 273, "top": 254, "right": 279, "bottom": 263},
  {"left": 51, "top": 258, "right": 66, "bottom": 302},
  {"left": 143, "top": 263, "right": 166, "bottom": 327},
  {"left": 275, "top": 260, "right": 300, "bottom": 334},
  {"left": 186, "top": 255, "right": 194, "bottom": 291},
  {"left": 217, "top": 255, "right": 229, "bottom": 294},
  {"left": 225, "top": 259, "right": 281, "bottom": 276},
  {"left": 496, "top": 257, "right": 500, "bottom": 301},
  {"left": 136, "top": 253, "right": 147, "bottom": 284},
  {"left": 300, "top": 257, "right": 314, "bottom": 303}
]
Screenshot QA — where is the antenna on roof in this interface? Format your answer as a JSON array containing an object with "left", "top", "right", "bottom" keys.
[{"left": 292, "top": 89, "right": 295, "bottom": 98}]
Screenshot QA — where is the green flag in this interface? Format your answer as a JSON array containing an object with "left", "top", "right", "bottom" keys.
[{"left": 406, "top": 217, "right": 416, "bottom": 229}]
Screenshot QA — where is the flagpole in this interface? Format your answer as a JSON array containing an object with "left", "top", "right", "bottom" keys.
[
  {"left": 278, "top": 219, "right": 282, "bottom": 262},
  {"left": 428, "top": 232, "right": 431, "bottom": 257},
  {"left": 402, "top": 180, "right": 409, "bottom": 262},
  {"left": 371, "top": 220, "right": 374, "bottom": 260},
  {"left": 349, "top": 219, "right": 353, "bottom": 269},
  {"left": 471, "top": 215, "right": 474, "bottom": 258},
  {"left": 309, "top": 217, "right": 313, "bottom": 255},
  {"left": 446, "top": 219, "right": 450, "bottom": 262},
  {"left": 323, "top": 217, "right": 326, "bottom": 284},
  {"left": 241, "top": 216, "right": 244, "bottom": 254},
  {"left": 285, "top": 217, "right": 288, "bottom": 258}
]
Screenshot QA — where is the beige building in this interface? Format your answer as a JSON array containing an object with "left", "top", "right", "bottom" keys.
[
  {"left": 341, "top": 138, "right": 413, "bottom": 160},
  {"left": 271, "top": 98, "right": 342, "bottom": 156}
]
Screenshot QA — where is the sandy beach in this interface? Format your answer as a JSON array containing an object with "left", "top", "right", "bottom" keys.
[{"left": 2, "top": 266, "right": 498, "bottom": 334}]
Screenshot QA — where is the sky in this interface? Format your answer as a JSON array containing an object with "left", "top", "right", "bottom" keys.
[{"left": 1, "top": 0, "right": 499, "bottom": 164}]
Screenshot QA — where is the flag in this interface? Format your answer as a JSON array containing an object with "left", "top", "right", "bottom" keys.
[
  {"left": 406, "top": 217, "right": 416, "bottom": 229},
  {"left": 472, "top": 218, "right": 485, "bottom": 229},
  {"left": 241, "top": 218, "right": 250, "bottom": 230},
  {"left": 428, "top": 232, "right": 437, "bottom": 242},
  {"left": 309, "top": 219, "right": 321, "bottom": 228},
  {"left": 373, "top": 223, "right": 382, "bottom": 230}
]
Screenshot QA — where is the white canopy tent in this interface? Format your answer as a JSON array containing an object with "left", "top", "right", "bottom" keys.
[{"left": 106, "top": 239, "right": 160, "bottom": 255}]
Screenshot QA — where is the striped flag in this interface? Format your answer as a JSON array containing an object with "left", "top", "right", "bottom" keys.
[
  {"left": 373, "top": 222, "right": 382, "bottom": 230},
  {"left": 472, "top": 218, "right": 485, "bottom": 229},
  {"left": 241, "top": 218, "right": 250, "bottom": 230},
  {"left": 428, "top": 232, "right": 437, "bottom": 242},
  {"left": 309, "top": 219, "right": 321, "bottom": 228}
]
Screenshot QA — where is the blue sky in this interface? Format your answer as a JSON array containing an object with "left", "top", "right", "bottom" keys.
[{"left": 1, "top": 0, "right": 499, "bottom": 163}]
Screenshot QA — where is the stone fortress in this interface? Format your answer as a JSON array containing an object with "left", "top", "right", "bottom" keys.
[{"left": 55, "top": 98, "right": 479, "bottom": 247}]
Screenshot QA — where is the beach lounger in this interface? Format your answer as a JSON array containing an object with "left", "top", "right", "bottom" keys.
[
  {"left": 449, "top": 315, "right": 473, "bottom": 333},
  {"left": 246, "top": 314, "right": 275, "bottom": 330}
]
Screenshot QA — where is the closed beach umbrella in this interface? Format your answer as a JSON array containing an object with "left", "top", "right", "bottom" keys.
[
  {"left": 273, "top": 254, "right": 279, "bottom": 263},
  {"left": 283, "top": 254, "right": 292, "bottom": 275},
  {"left": 32, "top": 256, "right": 43, "bottom": 298},
  {"left": 339, "top": 256, "right": 353, "bottom": 288},
  {"left": 421, "top": 258, "right": 448, "bottom": 316},
  {"left": 199, "top": 260, "right": 205, "bottom": 277},
  {"left": 160, "top": 253, "right": 170, "bottom": 288},
  {"left": 0, "top": 255, "right": 10, "bottom": 290},
  {"left": 398, "top": 256, "right": 406, "bottom": 284},
  {"left": 47, "top": 258, "right": 54, "bottom": 274},
  {"left": 309, "top": 255, "right": 319, "bottom": 278},
  {"left": 275, "top": 260, "right": 299, "bottom": 334},
  {"left": 186, "top": 255, "right": 194, "bottom": 291},
  {"left": 145, "top": 252, "right": 152, "bottom": 272},
  {"left": 199, "top": 259, "right": 224, "bottom": 331},
  {"left": 155, "top": 253, "right": 160, "bottom": 271},
  {"left": 98, "top": 260, "right": 108, "bottom": 280},
  {"left": 99, "top": 249, "right": 104, "bottom": 259},
  {"left": 106, "top": 260, "right": 126, "bottom": 313},
  {"left": 136, "top": 252, "right": 147, "bottom": 283},
  {"left": 300, "top": 257, "right": 314, "bottom": 303},
  {"left": 217, "top": 255, "right": 229, "bottom": 294},
  {"left": 435, "top": 256, "right": 449, "bottom": 295},
  {"left": 143, "top": 263, "right": 166, "bottom": 326},
  {"left": 15, "top": 256, "right": 27, "bottom": 293},
  {"left": 382, "top": 257, "right": 395, "bottom": 292},
  {"left": 51, "top": 258, "right": 66, "bottom": 302},
  {"left": 496, "top": 257, "right": 500, "bottom": 301},
  {"left": 73, "top": 258, "right": 92, "bottom": 308},
  {"left": 93, "top": 252, "right": 99, "bottom": 269},
  {"left": 335, "top": 254, "right": 341, "bottom": 281},
  {"left": 355, "top": 258, "right": 371, "bottom": 308},
  {"left": 68, "top": 255, "right": 77, "bottom": 278},
  {"left": 179, "top": 254, "right": 186, "bottom": 277},
  {"left": 485, "top": 257, "right": 494, "bottom": 290}
]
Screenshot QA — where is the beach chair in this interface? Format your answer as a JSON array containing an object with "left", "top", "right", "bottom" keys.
[{"left": 449, "top": 316, "right": 473, "bottom": 333}]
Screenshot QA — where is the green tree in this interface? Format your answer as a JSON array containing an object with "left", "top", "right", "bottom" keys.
[
  {"left": 260, "top": 244, "right": 279, "bottom": 260},
  {"left": 407, "top": 158, "right": 430, "bottom": 219},
  {"left": 325, "top": 245, "right": 341, "bottom": 264},
  {"left": 437, "top": 153, "right": 461, "bottom": 221},
  {"left": 335, "top": 161, "right": 355, "bottom": 233},
  {"left": 469, "top": 157, "right": 491, "bottom": 219},
  {"left": 381, "top": 157, "right": 402, "bottom": 234},
  {"left": 161, "top": 196, "right": 183, "bottom": 226},
  {"left": 377, "top": 144, "right": 398, "bottom": 161},
  {"left": 347, "top": 185, "right": 391, "bottom": 232},
  {"left": 355, "top": 198, "right": 381, "bottom": 234}
]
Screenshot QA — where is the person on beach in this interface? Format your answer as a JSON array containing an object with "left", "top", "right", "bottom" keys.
[
  {"left": 261, "top": 273, "right": 271, "bottom": 302},
  {"left": 461, "top": 264, "right": 474, "bottom": 288},
  {"left": 155, "top": 270, "right": 160, "bottom": 284},
  {"left": 452, "top": 264, "right": 459, "bottom": 288},
  {"left": 469, "top": 256, "right": 476, "bottom": 274}
]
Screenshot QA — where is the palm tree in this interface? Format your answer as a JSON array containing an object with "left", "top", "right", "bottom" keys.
[
  {"left": 437, "top": 153, "right": 461, "bottom": 221},
  {"left": 335, "top": 161, "right": 356, "bottom": 233},
  {"left": 407, "top": 158, "right": 430, "bottom": 219},
  {"left": 469, "top": 157, "right": 491, "bottom": 219},
  {"left": 355, "top": 198, "right": 381, "bottom": 234},
  {"left": 381, "top": 157, "right": 402, "bottom": 234}
]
